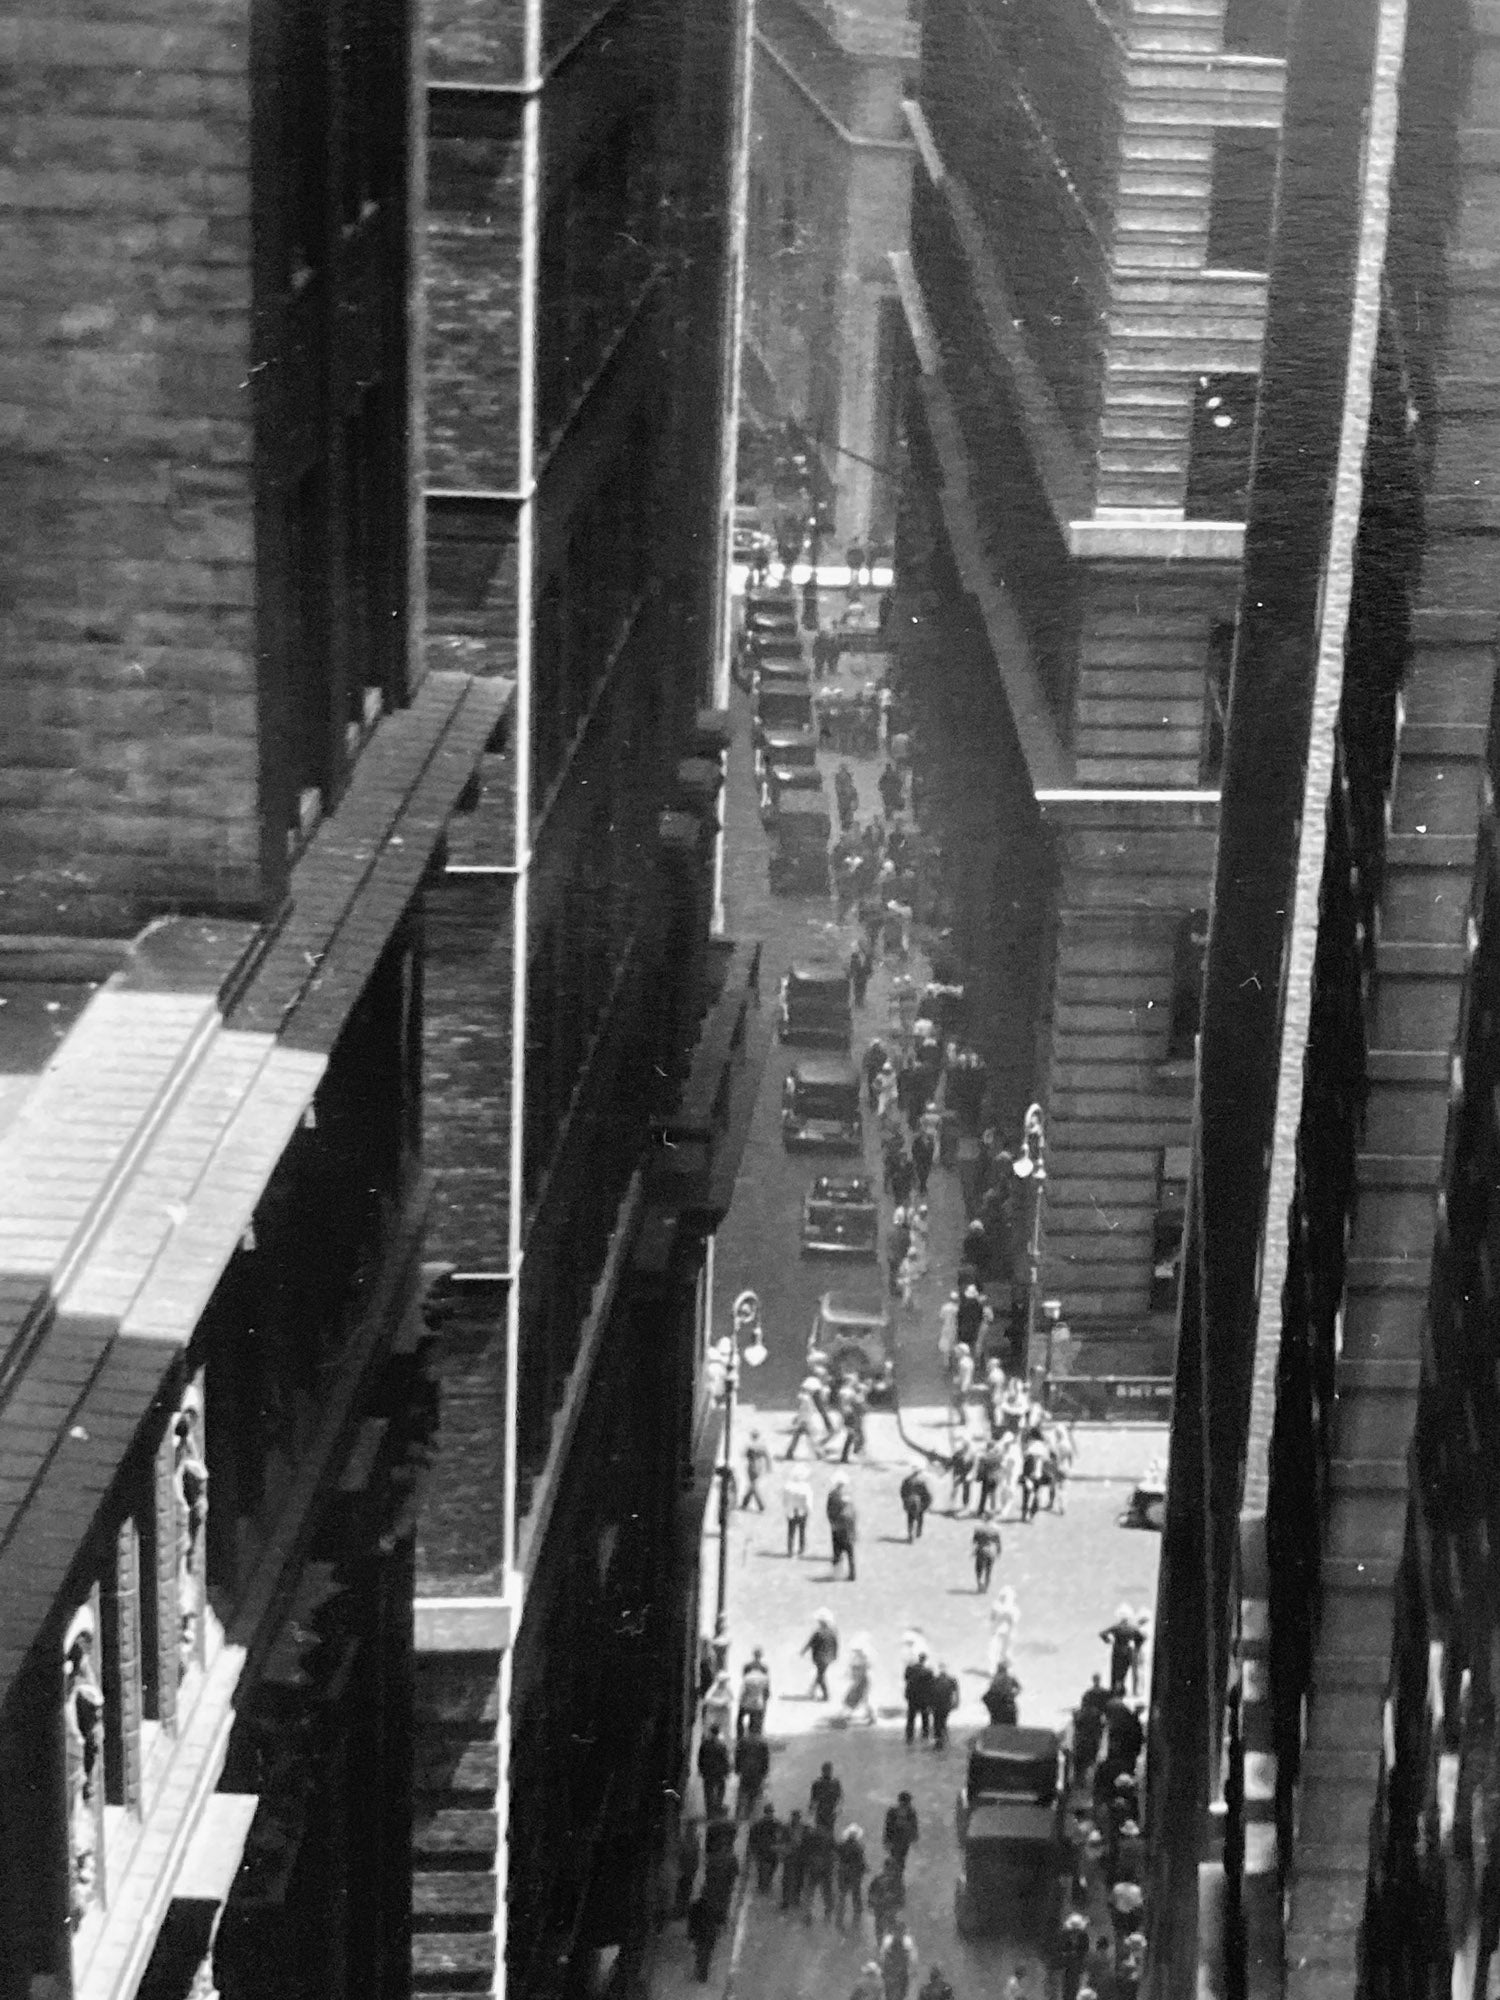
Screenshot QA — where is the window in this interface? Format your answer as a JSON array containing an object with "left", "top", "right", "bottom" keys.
[
  {"left": 1206, "top": 129, "right": 1278, "bottom": 271},
  {"left": 1185, "top": 373, "right": 1258, "bottom": 520},
  {"left": 1167, "top": 910, "right": 1210, "bottom": 1061},
  {"left": 63, "top": 1593, "right": 107, "bottom": 1927},
  {"left": 290, "top": 464, "right": 332, "bottom": 830},
  {"left": 1202, "top": 619, "right": 1236, "bottom": 782}
]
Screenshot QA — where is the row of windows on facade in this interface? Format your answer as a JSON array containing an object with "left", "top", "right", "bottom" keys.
[{"left": 63, "top": 1384, "right": 209, "bottom": 1937}]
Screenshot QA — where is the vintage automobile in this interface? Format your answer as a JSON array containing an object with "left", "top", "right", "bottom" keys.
[
  {"left": 752, "top": 657, "right": 813, "bottom": 697},
  {"left": 778, "top": 960, "right": 852, "bottom": 1046},
  {"left": 800, "top": 1175, "right": 879, "bottom": 1259},
  {"left": 732, "top": 504, "right": 772, "bottom": 563},
  {"left": 953, "top": 1726, "right": 1070, "bottom": 1940},
  {"left": 759, "top": 761, "right": 825, "bottom": 823},
  {"left": 768, "top": 804, "right": 832, "bottom": 895},
  {"left": 781, "top": 1057, "right": 863, "bottom": 1152},
  {"left": 744, "top": 597, "right": 799, "bottom": 639},
  {"left": 809, "top": 1290, "right": 895, "bottom": 1400},
  {"left": 750, "top": 628, "right": 807, "bottom": 665},
  {"left": 756, "top": 724, "right": 816, "bottom": 776}
]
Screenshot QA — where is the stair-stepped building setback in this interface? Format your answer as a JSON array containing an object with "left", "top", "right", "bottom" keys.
[{"left": 891, "top": 0, "right": 1291, "bottom": 1346}]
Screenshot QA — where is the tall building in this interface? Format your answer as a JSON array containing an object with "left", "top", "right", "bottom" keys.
[
  {"left": 413, "top": 1, "right": 765, "bottom": 1996},
  {"left": 1147, "top": 0, "right": 1500, "bottom": 1995},
  {"left": 0, "top": 0, "right": 502, "bottom": 1995},
  {"left": 743, "top": 0, "right": 918, "bottom": 546},
  {"left": 891, "top": 0, "right": 1289, "bottom": 1344}
]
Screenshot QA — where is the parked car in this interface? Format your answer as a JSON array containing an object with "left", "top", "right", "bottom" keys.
[
  {"left": 759, "top": 761, "right": 824, "bottom": 823},
  {"left": 800, "top": 1175, "right": 879, "bottom": 1258},
  {"left": 809, "top": 1289, "right": 895, "bottom": 1400},
  {"left": 769, "top": 805, "right": 832, "bottom": 895},
  {"left": 778, "top": 960, "right": 852, "bottom": 1045},
  {"left": 754, "top": 726, "right": 820, "bottom": 783},
  {"left": 782, "top": 1057, "right": 863, "bottom": 1152},
  {"left": 733, "top": 504, "right": 771, "bottom": 562}
]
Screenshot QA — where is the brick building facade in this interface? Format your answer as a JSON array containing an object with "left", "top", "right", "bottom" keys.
[
  {"left": 744, "top": 0, "right": 917, "bottom": 546},
  {"left": 890, "top": 0, "right": 1289, "bottom": 1346},
  {"left": 412, "top": 2, "right": 764, "bottom": 1997},
  {"left": 0, "top": 3, "right": 502, "bottom": 1999}
]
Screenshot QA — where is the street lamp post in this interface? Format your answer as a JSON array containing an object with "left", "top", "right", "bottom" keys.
[
  {"left": 712, "top": 1290, "right": 767, "bottom": 1668},
  {"left": 1013, "top": 1104, "right": 1047, "bottom": 1388}
]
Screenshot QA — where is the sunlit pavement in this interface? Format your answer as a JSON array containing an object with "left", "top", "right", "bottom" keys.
[{"left": 645, "top": 587, "right": 1164, "bottom": 2000}]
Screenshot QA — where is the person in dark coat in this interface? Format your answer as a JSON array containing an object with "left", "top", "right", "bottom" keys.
[
  {"left": 748, "top": 1803, "right": 782, "bottom": 1892},
  {"left": 687, "top": 1895, "right": 721, "bottom": 1981},
  {"left": 828, "top": 1484, "right": 858, "bottom": 1580},
  {"left": 948, "top": 1436, "right": 976, "bottom": 1514},
  {"left": 868, "top": 1858, "right": 905, "bottom": 1938},
  {"left": 804, "top": 1820, "right": 837, "bottom": 1921},
  {"left": 1100, "top": 1610, "right": 1147, "bottom": 1697},
  {"left": 903, "top": 1654, "right": 934, "bottom": 1745},
  {"left": 864, "top": 1037, "right": 891, "bottom": 1110},
  {"left": 1071, "top": 1689, "right": 1105, "bottom": 1780},
  {"left": 836, "top": 1825, "right": 869, "bottom": 1929},
  {"left": 900, "top": 1468, "right": 934, "bottom": 1542},
  {"left": 972, "top": 1519, "right": 1001, "bottom": 1590},
  {"left": 929, "top": 1664, "right": 959, "bottom": 1748},
  {"left": 780, "top": 1809, "right": 809, "bottom": 1910},
  {"left": 849, "top": 941, "right": 873, "bottom": 1007},
  {"left": 697, "top": 1725, "right": 730, "bottom": 1817},
  {"left": 909, "top": 1127, "right": 935, "bottom": 1195},
  {"left": 675, "top": 1814, "right": 702, "bottom": 1917},
  {"left": 982, "top": 1664, "right": 1020, "bottom": 1728},
  {"left": 888, "top": 1150, "right": 916, "bottom": 1209},
  {"left": 878, "top": 762, "right": 905, "bottom": 818},
  {"left": 886, "top": 1212, "right": 912, "bottom": 1301},
  {"left": 883, "top": 1792, "right": 919, "bottom": 1877},
  {"left": 702, "top": 1830, "right": 739, "bottom": 1922},
  {"left": 811, "top": 1761, "right": 844, "bottom": 1831},
  {"left": 735, "top": 1728, "right": 771, "bottom": 1816}
]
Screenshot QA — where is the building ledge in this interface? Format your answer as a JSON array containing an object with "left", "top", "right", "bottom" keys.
[
  {"left": 414, "top": 1595, "right": 516, "bottom": 1653},
  {"left": 758, "top": 32, "right": 916, "bottom": 152}
]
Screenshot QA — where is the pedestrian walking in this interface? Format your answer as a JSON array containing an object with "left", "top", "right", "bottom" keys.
[
  {"left": 899, "top": 1467, "right": 934, "bottom": 1542},
  {"left": 702, "top": 1671, "right": 733, "bottom": 1742},
  {"left": 948, "top": 1435, "right": 976, "bottom": 1513},
  {"left": 868, "top": 1860, "right": 904, "bottom": 1940},
  {"left": 909, "top": 1126, "right": 935, "bottom": 1195},
  {"left": 888, "top": 1149, "right": 915, "bottom": 1208},
  {"left": 785, "top": 1384, "right": 820, "bottom": 1460},
  {"left": 785, "top": 1464, "right": 812, "bottom": 1555},
  {"left": 1019, "top": 1429, "right": 1051, "bottom": 1523},
  {"left": 1101, "top": 1607, "right": 1147, "bottom": 1698},
  {"left": 982, "top": 1663, "right": 1020, "bottom": 1727},
  {"left": 803, "top": 1611, "right": 839, "bottom": 1698},
  {"left": 703, "top": 1823, "right": 739, "bottom": 1920},
  {"left": 929, "top": 1664, "right": 958, "bottom": 1748},
  {"left": 863, "top": 1036, "right": 891, "bottom": 1110},
  {"left": 804, "top": 1819, "right": 838, "bottom": 1922},
  {"left": 738, "top": 1649, "right": 771, "bottom": 1737},
  {"left": 836, "top": 1824, "right": 869, "bottom": 1929},
  {"left": 837, "top": 1378, "right": 868, "bottom": 1462},
  {"left": 779, "top": 1809, "right": 808, "bottom": 1911},
  {"left": 836, "top": 1472, "right": 856, "bottom": 1576},
  {"left": 748, "top": 1802, "right": 782, "bottom": 1892},
  {"left": 843, "top": 1642, "right": 877, "bottom": 1724},
  {"left": 835, "top": 762, "right": 859, "bottom": 828},
  {"left": 972, "top": 1518, "right": 1001, "bottom": 1591},
  {"left": 879, "top": 1915, "right": 918, "bottom": 2000},
  {"left": 852, "top": 1963, "right": 884, "bottom": 2000},
  {"left": 918, "top": 1970, "right": 955, "bottom": 2000},
  {"left": 887, "top": 1209, "right": 912, "bottom": 1301},
  {"left": 697, "top": 1725, "right": 730, "bottom": 1818},
  {"left": 1109, "top": 1878, "right": 1145, "bottom": 1947},
  {"left": 938, "top": 1291, "right": 960, "bottom": 1362},
  {"left": 850, "top": 940, "right": 873, "bottom": 1007},
  {"left": 903, "top": 1653, "right": 934, "bottom": 1744},
  {"left": 950, "top": 1341, "right": 975, "bottom": 1416},
  {"left": 976, "top": 1437, "right": 1004, "bottom": 1518},
  {"left": 741, "top": 1429, "right": 771, "bottom": 1511},
  {"left": 687, "top": 1895, "right": 721, "bottom": 1982},
  {"left": 1072, "top": 1678, "right": 1108, "bottom": 1781},
  {"left": 987, "top": 1587, "right": 1020, "bottom": 1674},
  {"left": 878, "top": 762, "right": 905, "bottom": 819},
  {"left": 811, "top": 1760, "right": 844, "bottom": 1831},
  {"left": 883, "top": 1791, "right": 920, "bottom": 1876},
  {"left": 1056, "top": 1905, "right": 1091, "bottom": 2000},
  {"left": 1085, "top": 1936, "right": 1115, "bottom": 1999},
  {"left": 734, "top": 1726, "right": 770, "bottom": 1816},
  {"left": 908, "top": 1201, "right": 930, "bottom": 1277},
  {"left": 956, "top": 1283, "right": 986, "bottom": 1351}
]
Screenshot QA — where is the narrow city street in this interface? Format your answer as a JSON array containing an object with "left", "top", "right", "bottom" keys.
[{"left": 648, "top": 576, "right": 1166, "bottom": 2000}]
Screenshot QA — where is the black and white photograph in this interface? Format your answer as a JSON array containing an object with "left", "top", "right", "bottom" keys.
[{"left": 0, "top": 0, "right": 1483, "bottom": 1996}]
